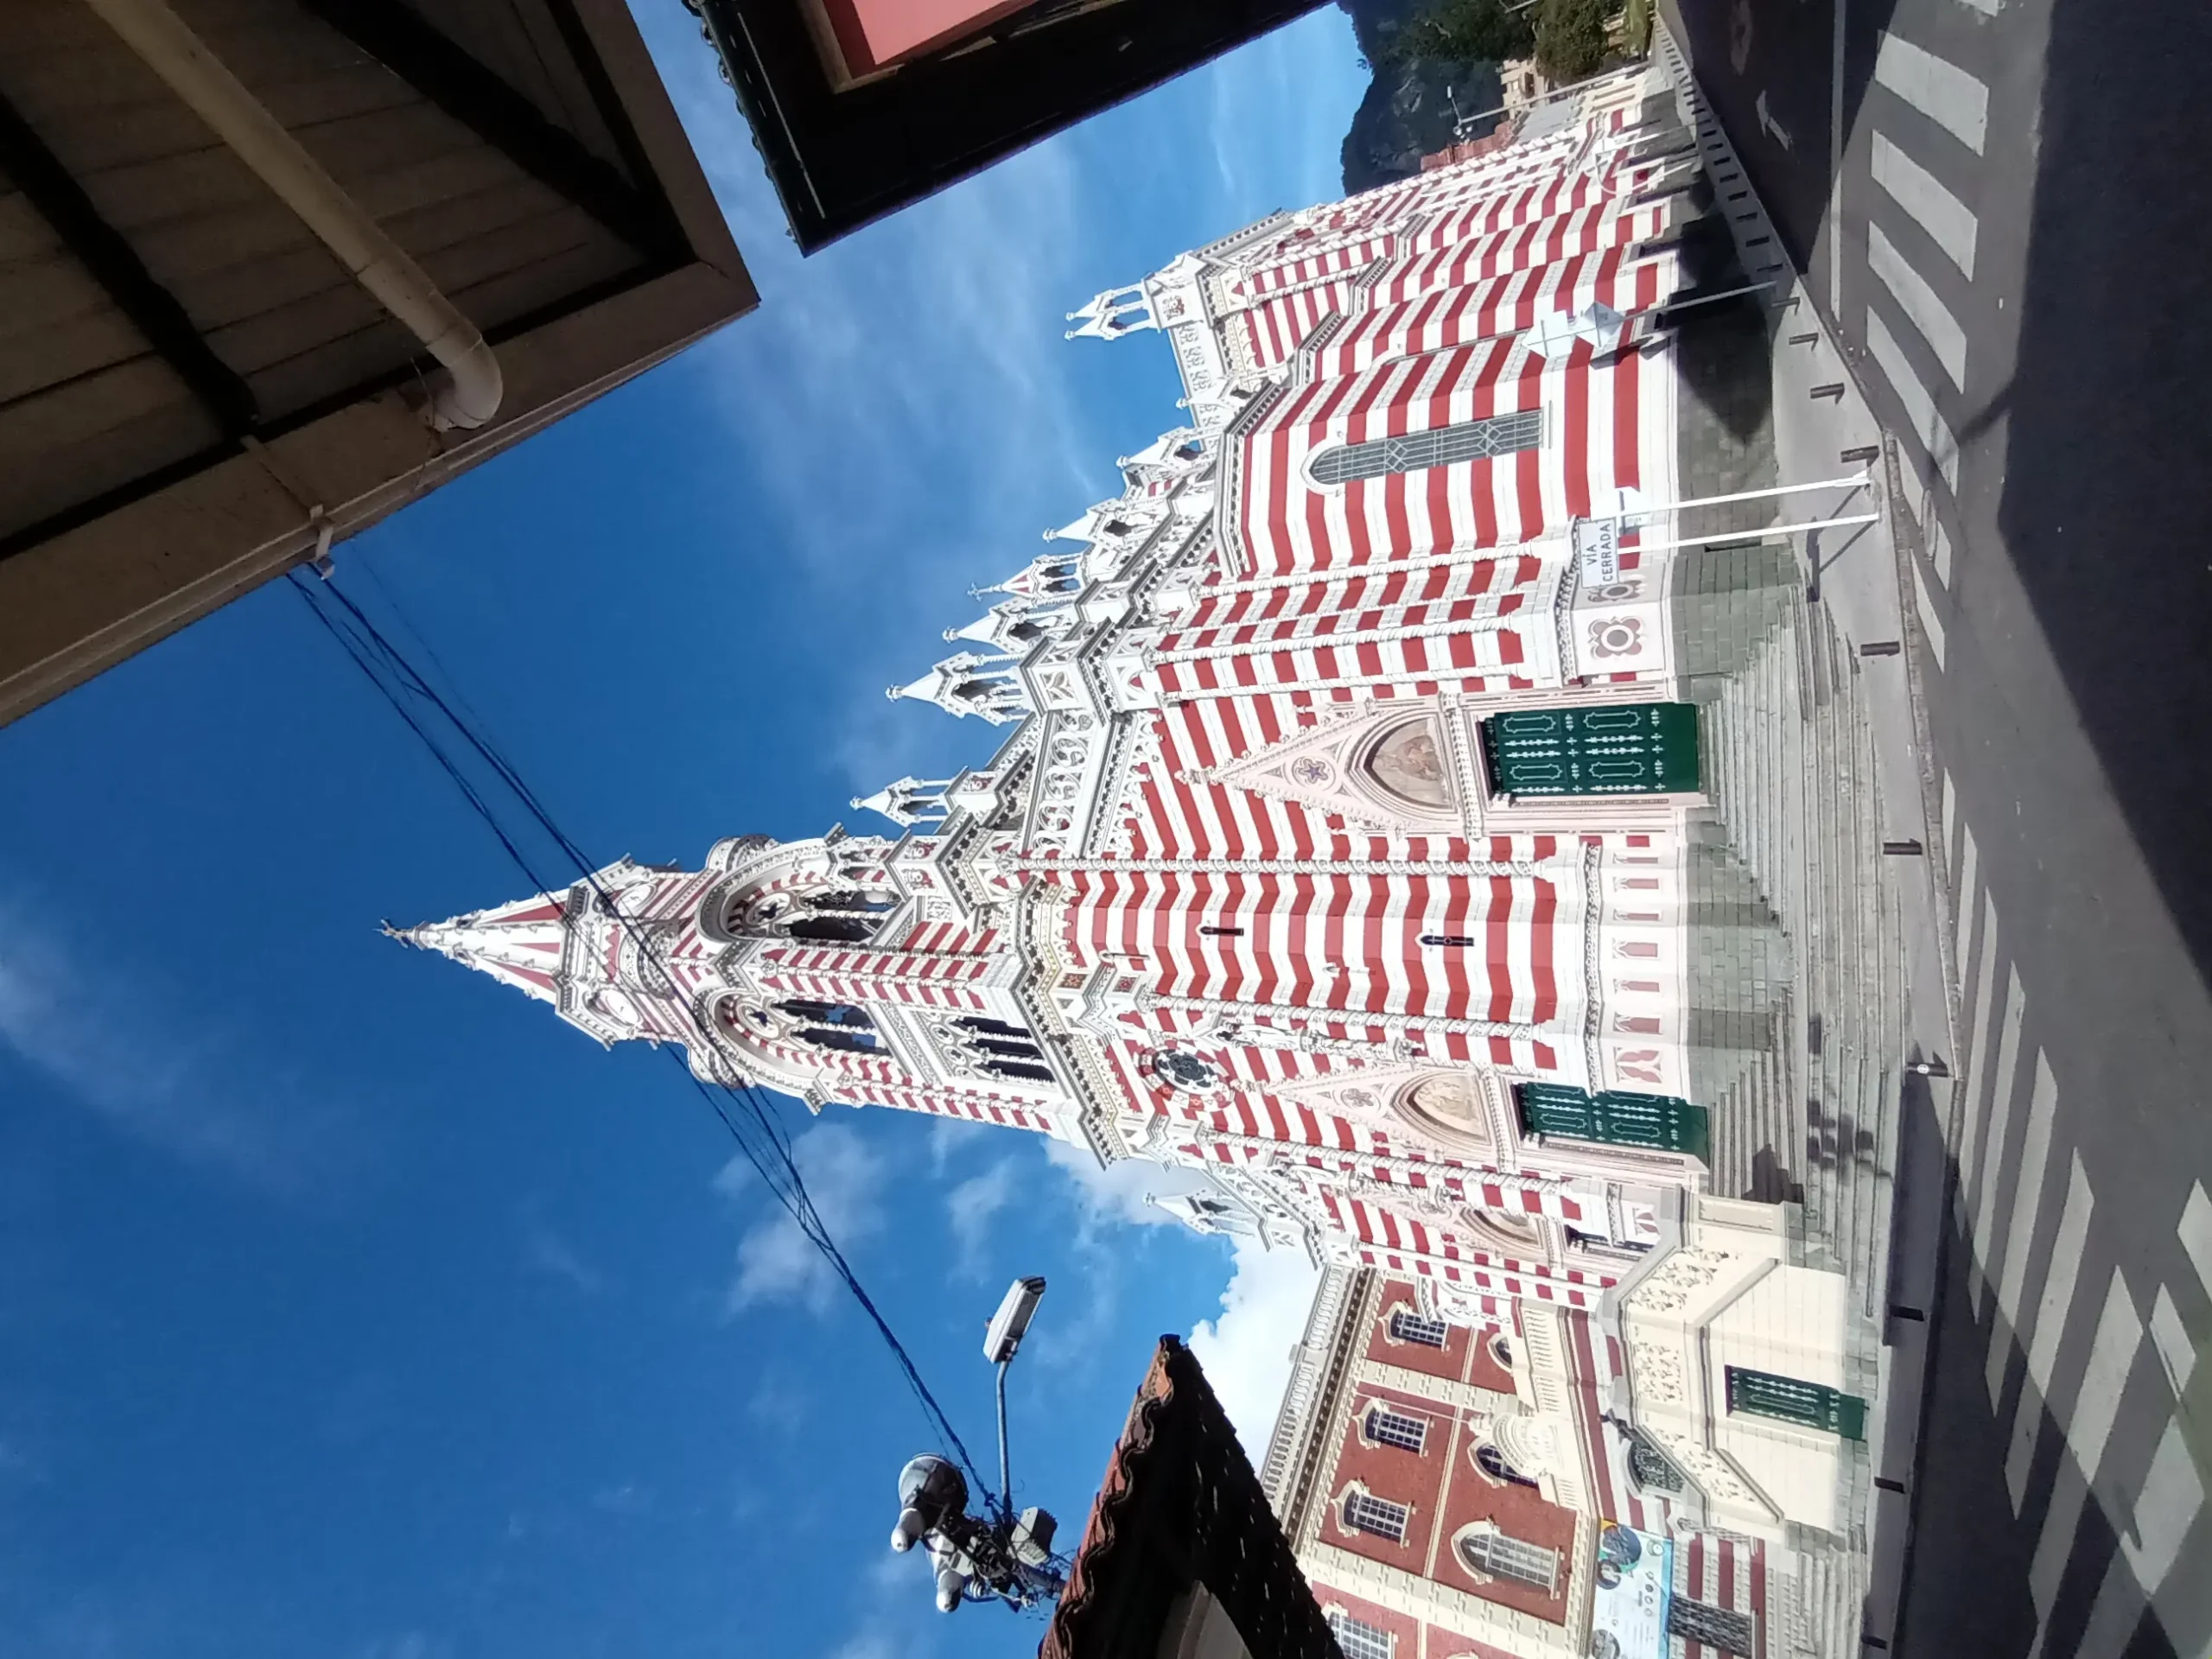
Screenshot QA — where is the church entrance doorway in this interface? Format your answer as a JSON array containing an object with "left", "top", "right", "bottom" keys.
[{"left": 1479, "top": 702, "right": 1700, "bottom": 797}]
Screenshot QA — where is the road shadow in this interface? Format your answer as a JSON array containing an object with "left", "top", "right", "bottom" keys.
[
  {"left": 1890, "top": 1077, "right": 2184, "bottom": 1659},
  {"left": 1988, "top": 0, "right": 2212, "bottom": 997}
]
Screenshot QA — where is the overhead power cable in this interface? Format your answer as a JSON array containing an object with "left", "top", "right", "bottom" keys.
[{"left": 288, "top": 570, "right": 989, "bottom": 1495}]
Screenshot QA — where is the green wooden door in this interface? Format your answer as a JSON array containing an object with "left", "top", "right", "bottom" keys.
[
  {"left": 1480, "top": 702, "right": 1701, "bottom": 797},
  {"left": 1515, "top": 1082, "right": 1711, "bottom": 1160}
]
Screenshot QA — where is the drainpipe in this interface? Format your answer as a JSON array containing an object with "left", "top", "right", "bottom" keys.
[{"left": 81, "top": 0, "right": 503, "bottom": 429}]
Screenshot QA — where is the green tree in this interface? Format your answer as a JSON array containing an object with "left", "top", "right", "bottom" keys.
[
  {"left": 1533, "top": 0, "right": 1613, "bottom": 79},
  {"left": 1385, "top": 0, "right": 1536, "bottom": 67}
]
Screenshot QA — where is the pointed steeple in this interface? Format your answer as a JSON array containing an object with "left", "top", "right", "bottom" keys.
[
  {"left": 851, "top": 776, "right": 953, "bottom": 828},
  {"left": 1064, "top": 282, "right": 1157, "bottom": 340},
  {"left": 385, "top": 890, "right": 572, "bottom": 1004},
  {"left": 886, "top": 652, "right": 1031, "bottom": 724}
]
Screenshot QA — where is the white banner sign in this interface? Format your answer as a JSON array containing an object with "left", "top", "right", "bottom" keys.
[
  {"left": 1574, "top": 516, "right": 1621, "bottom": 586},
  {"left": 1587, "top": 1522, "right": 1674, "bottom": 1659}
]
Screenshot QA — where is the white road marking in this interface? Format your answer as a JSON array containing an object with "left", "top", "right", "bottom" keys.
[
  {"left": 2065, "top": 1268, "right": 2142, "bottom": 1483},
  {"left": 2149, "top": 1285, "right": 2196, "bottom": 1397},
  {"left": 1897, "top": 464, "right": 1925, "bottom": 524},
  {"left": 1942, "top": 773, "right": 1958, "bottom": 874},
  {"left": 1929, "top": 517, "right": 1954, "bottom": 586},
  {"left": 1875, "top": 34, "right": 1990, "bottom": 155},
  {"left": 1950, "top": 0, "right": 2005, "bottom": 18},
  {"left": 1971, "top": 966, "right": 2028, "bottom": 1314},
  {"left": 1993, "top": 1056, "right": 2063, "bottom": 1336},
  {"left": 1955, "top": 892, "right": 1998, "bottom": 1169},
  {"left": 2120, "top": 1416, "right": 2206, "bottom": 1591},
  {"left": 1955, "top": 821, "right": 1977, "bottom": 952},
  {"left": 1913, "top": 556, "right": 1947, "bottom": 671},
  {"left": 2024, "top": 1275, "right": 2138, "bottom": 1644},
  {"left": 2005, "top": 1154, "right": 2093, "bottom": 1508},
  {"left": 2029, "top": 1458, "right": 2089, "bottom": 1629},
  {"left": 1872, "top": 130, "right": 1980, "bottom": 277},
  {"left": 1870, "top": 221, "right": 1970, "bottom": 389},
  {"left": 2071, "top": 1554, "right": 2145, "bottom": 1659},
  {"left": 1866, "top": 307, "right": 1961, "bottom": 489},
  {"left": 2182, "top": 1181, "right": 2212, "bottom": 1294},
  {"left": 2025, "top": 1158, "right": 2096, "bottom": 1397}
]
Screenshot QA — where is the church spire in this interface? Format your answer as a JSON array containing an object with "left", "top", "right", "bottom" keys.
[{"left": 384, "top": 890, "right": 572, "bottom": 1004}]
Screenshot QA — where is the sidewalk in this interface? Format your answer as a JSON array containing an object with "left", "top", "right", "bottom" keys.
[{"left": 1653, "top": 22, "right": 1963, "bottom": 1657}]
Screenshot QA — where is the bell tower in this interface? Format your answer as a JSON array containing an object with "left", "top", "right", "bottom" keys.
[{"left": 392, "top": 830, "right": 1083, "bottom": 1137}]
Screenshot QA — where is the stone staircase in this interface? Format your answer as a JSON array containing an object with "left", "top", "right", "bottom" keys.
[
  {"left": 1643, "top": 22, "right": 1909, "bottom": 1659},
  {"left": 1686, "top": 497, "right": 1903, "bottom": 1659}
]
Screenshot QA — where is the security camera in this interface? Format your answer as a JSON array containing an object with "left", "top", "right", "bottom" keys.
[{"left": 983, "top": 1275, "right": 1046, "bottom": 1365}]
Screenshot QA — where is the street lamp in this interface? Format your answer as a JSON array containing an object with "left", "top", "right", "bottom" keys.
[{"left": 886, "top": 1275, "right": 1064, "bottom": 1614}]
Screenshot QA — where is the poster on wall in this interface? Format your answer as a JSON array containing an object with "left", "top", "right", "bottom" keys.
[{"left": 1586, "top": 1522, "right": 1674, "bottom": 1659}]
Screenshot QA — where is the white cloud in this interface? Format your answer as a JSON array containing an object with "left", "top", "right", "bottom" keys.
[
  {"left": 523, "top": 1224, "right": 606, "bottom": 1296},
  {"left": 0, "top": 898, "right": 356, "bottom": 1198},
  {"left": 944, "top": 1155, "right": 1020, "bottom": 1279},
  {"left": 1187, "top": 1236, "right": 1323, "bottom": 1458},
  {"left": 716, "top": 1122, "right": 887, "bottom": 1314},
  {"left": 926, "top": 1114, "right": 990, "bottom": 1174},
  {"left": 1039, "top": 1137, "right": 1185, "bottom": 1239},
  {"left": 747, "top": 1369, "right": 810, "bottom": 1433},
  {"left": 1205, "top": 9, "right": 1371, "bottom": 210}
]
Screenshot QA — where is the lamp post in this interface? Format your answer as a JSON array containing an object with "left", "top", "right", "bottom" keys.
[{"left": 887, "top": 1275, "right": 1064, "bottom": 1613}]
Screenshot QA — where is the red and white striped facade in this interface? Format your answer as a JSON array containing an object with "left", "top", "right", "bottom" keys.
[
  {"left": 406, "top": 56, "right": 1741, "bottom": 1389},
  {"left": 408, "top": 64, "right": 1863, "bottom": 1659}
]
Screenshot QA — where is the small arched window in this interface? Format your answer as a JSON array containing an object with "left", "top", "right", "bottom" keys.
[
  {"left": 1364, "top": 1407, "right": 1427, "bottom": 1453},
  {"left": 1476, "top": 1444, "right": 1537, "bottom": 1487},
  {"left": 1342, "top": 1491, "right": 1409, "bottom": 1541},
  {"left": 1326, "top": 1613, "right": 1392, "bottom": 1659},
  {"left": 1387, "top": 1307, "right": 1448, "bottom": 1348},
  {"left": 1310, "top": 409, "right": 1543, "bottom": 486}
]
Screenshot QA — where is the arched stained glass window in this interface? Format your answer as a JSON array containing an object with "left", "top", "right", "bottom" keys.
[{"left": 1310, "top": 409, "right": 1544, "bottom": 486}]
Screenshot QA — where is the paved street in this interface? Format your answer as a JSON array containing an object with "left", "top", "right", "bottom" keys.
[{"left": 1661, "top": 0, "right": 2212, "bottom": 1655}]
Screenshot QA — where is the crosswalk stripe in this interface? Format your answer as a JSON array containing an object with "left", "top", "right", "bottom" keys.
[
  {"left": 2071, "top": 1554, "right": 2146, "bottom": 1659},
  {"left": 1954, "top": 823, "right": 1977, "bottom": 953},
  {"left": 1955, "top": 892, "right": 1998, "bottom": 1169},
  {"left": 1928, "top": 516, "right": 1953, "bottom": 586},
  {"left": 2120, "top": 1416, "right": 2207, "bottom": 1592},
  {"left": 1912, "top": 555, "right": 1947, "bottom": 671},
  {"left": 2067, "top": 1268, "right": 2143, "bottom": 1483},
  {"left": 2005, "top": 1154, "right": 2094, "bottom": 1508},
  {"left": 1993, "top": 1055, "right": 2063, "bottom": 1342},
  {"left": 1874, "top": 34, "right": 1990, "bottom": 155},
  {"left": 2025, "top": 1158, "right": 2095, "bottom": 1398},
  {"left": 1942, "top": 773, "right": 1958, "bottom": 876},
  {"left": 1869, "top": 222, "right": 1969, "bottom": 389},
  {"left": 2182, "top": 1181, "right": 2212, "bottom": 1294},
  {"left": 1866, "top": 307, "right": 1961, "bottom": 490},
  {"left": 2028, "top": 1459, "right": 2090, "bottom": 1638},
  {"left": 2149, "top": 1285, "right": 2196, "bottom": 1396},
  {"left": 1970, "top": 966, "right": 2029, "bottom": 1314},
  {"left": 1949, "top": 0, "right": 2004, "bottom": 20},
  {"left": 2023, "top": 1274, "right": 2138, "bottom": 1641},
  {"left": 1871, "top": 130, "right": 1979, "bottom": 277}
]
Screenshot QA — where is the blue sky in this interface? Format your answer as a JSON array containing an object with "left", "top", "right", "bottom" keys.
[{"left": 0, "top": 10, "right": 1369, "bottom": 1657}]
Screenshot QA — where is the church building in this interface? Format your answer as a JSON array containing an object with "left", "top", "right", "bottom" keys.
[{"left": 401, "top": 60, "right": 1894, "bottom": 1659}]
